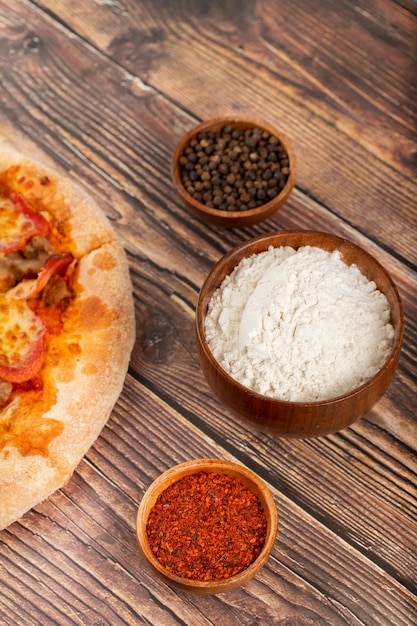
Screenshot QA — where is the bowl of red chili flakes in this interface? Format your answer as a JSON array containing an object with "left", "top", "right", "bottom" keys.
[{"left": 136, "top": 458, "right": 278, "bottom": 594}]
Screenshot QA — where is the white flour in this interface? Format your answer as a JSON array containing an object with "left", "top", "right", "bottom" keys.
[{"left": 204, "top": 245, "right": 394, "bottom": 402}]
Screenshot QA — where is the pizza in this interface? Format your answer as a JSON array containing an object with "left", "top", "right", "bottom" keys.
[{"left": 0, "top": 143, "right": 135, "bottom": 529}]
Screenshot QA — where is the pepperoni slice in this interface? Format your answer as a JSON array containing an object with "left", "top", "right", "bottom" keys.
[
  {"left": 34, "top": 254, "right": 73, "bottom": 295},
  {"left": 8, "top": 253, "right": 74, "bottom": 301},
  {"left": 0, "top": 191, "right": 49, "bottom": 254},
  {"left": 0, "top": 297, "right": 47, "bottom": 383}
]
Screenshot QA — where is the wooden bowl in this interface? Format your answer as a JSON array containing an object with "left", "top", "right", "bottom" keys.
[
  {"left": 136, "top": 458, "right": 278, "bottom": 594},
  {"left": 171, "top": 116, "right": 296, "bottom": 227},
  {"left": 196, "top": 231, "right": 404, "bottom": 437}
]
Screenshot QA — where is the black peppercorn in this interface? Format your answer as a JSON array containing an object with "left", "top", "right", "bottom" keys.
[{"left": 179, "top": 124, "right": 290, "bottom": 212}]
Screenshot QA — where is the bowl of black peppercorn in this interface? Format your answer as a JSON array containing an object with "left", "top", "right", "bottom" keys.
[{"left": 171, "top": 116, "right": 296, "bottom": 228}]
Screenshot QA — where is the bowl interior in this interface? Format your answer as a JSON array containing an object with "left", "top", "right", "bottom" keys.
[
  {"left": 171, "top": 116, "right": 296, "bottom": 227},
  {"left": 136, "top": 459, "right": 278, "bottom": 594},
  {"left": 196, "top": 230, "right": 404, "bottom": 436}
]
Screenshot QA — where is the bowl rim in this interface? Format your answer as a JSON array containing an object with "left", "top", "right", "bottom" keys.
[
  {"left": 136, "top": 458, "right": 278, "bottom": 593},
  {"left": 196, "top": 229, "right": 404, "bottom": 409},
  {"left": 171, "top": 115, "right": 297, "bottom": 221}
]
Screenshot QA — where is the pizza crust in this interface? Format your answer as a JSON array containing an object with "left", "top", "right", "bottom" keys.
[
  {"left": 0, "top": 144, "right": 118, "bottom": 257},
  {"left": 47, "top": 241, "right": 135, "bottom": 467},
  {"left": 0, "top": 143, "right": 136, "bottom": 529}
]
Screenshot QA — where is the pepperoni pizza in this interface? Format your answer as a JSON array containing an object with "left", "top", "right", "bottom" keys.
[{"left": 0, "top": 144, "right": 135, "bottom": 529}]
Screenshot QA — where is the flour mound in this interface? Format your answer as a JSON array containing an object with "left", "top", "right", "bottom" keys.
[{"left": 204, "top": 246, "right": 394, "bottom": 402}]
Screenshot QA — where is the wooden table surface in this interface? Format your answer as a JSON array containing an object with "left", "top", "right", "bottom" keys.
[{"left": 0, "top": 1, "right": 416, "bottom": 624}]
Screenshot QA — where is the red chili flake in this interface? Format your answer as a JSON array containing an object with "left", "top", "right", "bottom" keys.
[{"left": 146, "top": 471, "right": 267, "bottom": 581}]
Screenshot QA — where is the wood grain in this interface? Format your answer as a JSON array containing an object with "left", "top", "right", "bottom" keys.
[
  {"left": 0, "top": 0, "right": 416, "bottom": 624},
  {"left": 35, "top": 0, "right": 417, "bottom": 263}
]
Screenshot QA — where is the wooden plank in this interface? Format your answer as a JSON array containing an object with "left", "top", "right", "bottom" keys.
[
  {"left": 0, "top": 381, "right": 415, "bottom": 625},
  {"left": 32, "top": 0, "right": 417, "bottom": 266},
  {"left": 0, "top": 0, "right": 412, "bottom": 576},
  {"left": 0, "top": 1, "right": 415, "bottom": 625}
]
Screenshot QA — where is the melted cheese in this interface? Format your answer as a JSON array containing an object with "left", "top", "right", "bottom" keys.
[
  {"left": 0, "top": 295, "right": 46, "bottom": 372},
  {"left": 0, "top": 196, "right": 32, "bottom": 249}
]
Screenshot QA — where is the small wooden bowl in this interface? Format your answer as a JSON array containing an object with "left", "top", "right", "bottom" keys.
[
  {"left": 171, "top": 116, "right": 296, "bottom": 227},
  {"left": 196, "top": 231, "right": 404, "bottom": 437},
  {"left": 136, "top": 459, "right": 278, "bottom": 594}
]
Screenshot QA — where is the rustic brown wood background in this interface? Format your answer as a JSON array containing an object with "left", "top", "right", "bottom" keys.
[{"left": 0, "top": 1, "right": 416, "bottom": 624}]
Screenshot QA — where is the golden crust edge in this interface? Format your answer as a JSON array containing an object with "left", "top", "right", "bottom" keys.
[{"left": 0, "top": 140, "right": 120, "bottom": 256}]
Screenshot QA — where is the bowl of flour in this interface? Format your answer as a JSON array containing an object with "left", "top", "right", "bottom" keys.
[{"left": 196, "top": 231, "right": 404, "bottom": 437}]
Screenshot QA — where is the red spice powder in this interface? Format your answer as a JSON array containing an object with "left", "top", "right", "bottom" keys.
[{"left": 146, "top": 471, "right": 267, "bottom": 581}]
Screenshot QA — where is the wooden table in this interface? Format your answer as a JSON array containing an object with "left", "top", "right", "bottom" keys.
[{"left": 0, "top": 1, "right": 416, "bottom": 624}]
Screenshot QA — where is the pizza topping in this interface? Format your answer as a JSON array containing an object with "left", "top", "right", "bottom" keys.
[
  {"left": 21, "top": 235, "right": 53, "bottom": 261},
  {"left": 0, "top": 191, "right": 49, "bottom": 254},
  {"left": 0, "top": 407, "right": 64, "bottom": 457},
  {"left": 0, "top": 379, "right": 12, "bottom": 407},
  {"left": 0, "top": 255, "right": 20, "bottom": 293},
  {"left": 0, "top": 188, "right": 76, "bottom": 401},
  {"left": 6, "top": 253, "right": 74, "bottom": 301},
  {"left": 0, "top": 236, "right": 53, "bottom": 293},
  {"left": 12, "top": 376, "right": 43, "bottom": 393},
  {"left": 2, "top": 374, "right": 47, "bottom": 450},
  {"left": 41, "top": 274, "right": 73, "bottom": 307},
  {"left": 34, "top": 254, "right": 74, "bottom": 296},
  {"left": 0, "top": 297, "right": 47, "bottom": 383}
]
